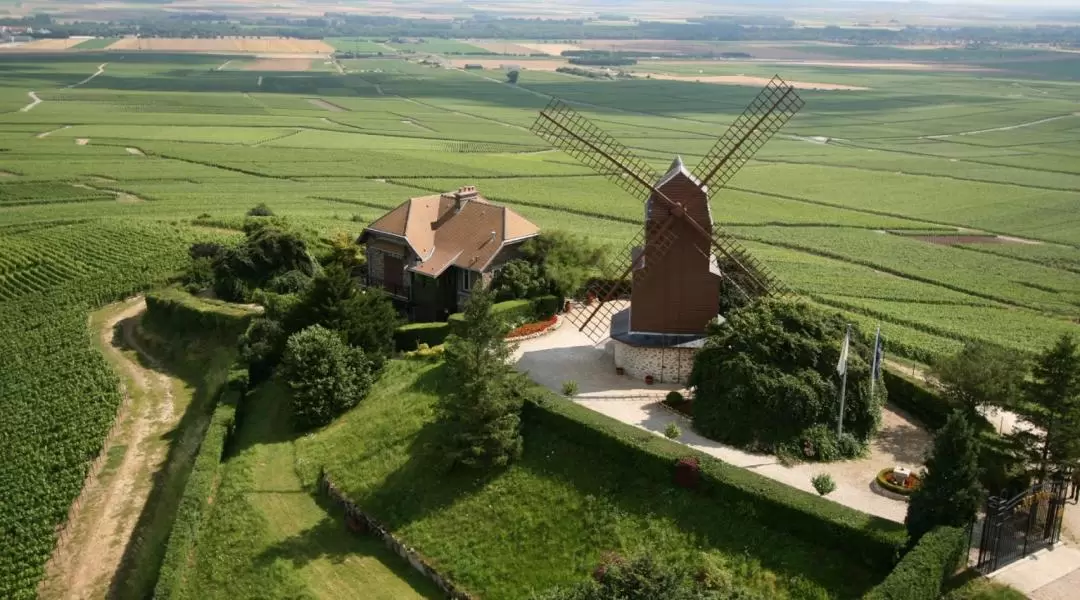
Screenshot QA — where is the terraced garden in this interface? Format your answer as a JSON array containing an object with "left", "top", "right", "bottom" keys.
[{"left": 1, "top": 47, "right": 1079, "bottom": 597}]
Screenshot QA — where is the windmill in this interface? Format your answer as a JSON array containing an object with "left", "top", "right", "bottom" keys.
[{"left": 531, "top": 77, "right": 803, "bottom": 380}]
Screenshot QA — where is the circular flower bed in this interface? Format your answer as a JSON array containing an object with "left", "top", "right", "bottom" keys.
[
  {"left": 876, "top": 467, "right": 922, "bottom": 496},
  {"left": 506, "top": 315, "right": 558, "bottom": 340}
]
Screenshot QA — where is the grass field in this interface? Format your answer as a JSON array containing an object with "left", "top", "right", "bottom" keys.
[
  {"left": 295, "top": 360, "right": 883, "bottom": 599},
  {"left": 2, "top": 44, "right": 1080, "bottom": 597}
]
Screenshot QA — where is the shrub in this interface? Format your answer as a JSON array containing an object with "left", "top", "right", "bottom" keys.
[
  {"left": 182, "top": 256, "right": 215, "bottom": 293},
  {"left": 268, "top": 269, "right": 311, "bottom": 294},
  {"left": 536, "top": 552, "right": 731, "bottom": 599},
  {"left": 281, "top": 325, "right": 373, "bottom": 430},
  {"left": 449, "top": 298, "right": 534, "bottom": 333},
  {"left": 394, "top": 321, "right": 452, "bottom": 351},
  {"left": 562, "top": 379, "right": 579, "bottom": 397},
  {"left": 673, "top": 456, "right": 700, "bottom": 489},
  {"left": 532, "top": 294, "right": 562, "bottom": 319},
  {"left": 812, "top": 473, "right": 836, "bottom": 496},
  {"left": 491, "top": 259, "right": 545, "bottom": 300},
  {"left": 863, "top": 526, "right": 967, "bottom": 600},
  {"left": 247, "top": 202, "right": 274, "bottom": 216},
  {"left": 690, "top": 299, "right": 882, "bottom": 461},
  {"left": 664, "top": 422, "right": 682, "bottom": 440},
  {"left": 666, "top": 390, "right": 684, "bottom": 404}
]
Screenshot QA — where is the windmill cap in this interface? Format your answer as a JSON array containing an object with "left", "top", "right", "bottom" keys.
[{"left": 669, "top": 155, "right": 685, "bottom": 172}]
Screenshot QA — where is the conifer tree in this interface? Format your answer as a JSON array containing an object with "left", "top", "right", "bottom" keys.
[
  {"left": 1018, "top": 334, "right": 1080, "bottom": 479},
  {"left": 905, "top": 411, "right": 983, "bottom": 544},
  {"left": 440, "top": 289, "right": 524, "bottom": 468}
]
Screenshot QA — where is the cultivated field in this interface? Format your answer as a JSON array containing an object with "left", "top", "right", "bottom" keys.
[
  {"left": 106, "top": 37, "right": 334, "bottom": 53},
  {"left": 1, "top": 44, "right": 1080, "bottom": 598}
]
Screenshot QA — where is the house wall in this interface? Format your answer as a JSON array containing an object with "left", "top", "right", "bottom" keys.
[
  {"left": 365, "top": 240, "right": 410, "bottom": 295},
  {"left": 613, "top": 341, "right": 697, "bottom": 385}
]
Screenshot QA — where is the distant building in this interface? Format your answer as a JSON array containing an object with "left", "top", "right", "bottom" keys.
[{"left": 463, "top": 63, "right": 484, "bottom": 70}]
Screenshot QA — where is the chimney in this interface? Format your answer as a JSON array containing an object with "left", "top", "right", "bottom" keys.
[{"left": 454, "top": 185, "right": 478, "bottom": 211}]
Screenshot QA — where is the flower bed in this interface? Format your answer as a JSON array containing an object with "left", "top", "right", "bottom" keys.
[
  {"left": 506, "top": 315, "right": 558, "bottom": 340},
  {"left": 875, "top": 468, "right": 921, "bottom": 497}
]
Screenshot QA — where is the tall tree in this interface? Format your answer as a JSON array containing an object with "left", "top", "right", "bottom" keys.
[
  {"left": 520, "top": 231, "right": 607, "bottom": 299},
  {"left": 281, "top": 325, "right": 373, "bottom": 430},
  {"left": 932, "top": 341, "right": 1026, "bottom": 419},
  {"left": 906, "top": 411, "right": 983, "bottom": 544},
  {"left": 1017, "top": 334, "right": 1080, "bottom": 479},
  {"left": 440, "top": 289, "right": 524, "bottom": 469}
]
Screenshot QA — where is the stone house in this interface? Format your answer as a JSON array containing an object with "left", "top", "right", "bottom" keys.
[{"left": 358, "top": 186, "right": 539, "bottom": 321}]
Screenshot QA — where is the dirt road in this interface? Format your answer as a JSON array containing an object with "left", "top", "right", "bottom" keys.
[{"left": 38, "top": 298, "right": 179, "bottom": 600}]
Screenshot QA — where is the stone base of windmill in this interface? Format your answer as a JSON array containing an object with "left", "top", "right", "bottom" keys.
[{"left": 610, "top": 308, "right": 706, "bottom": 385}]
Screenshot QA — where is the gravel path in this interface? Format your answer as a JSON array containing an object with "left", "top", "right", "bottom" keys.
[{"left": 514, "top": 309, "right": 929, "bottom": 522}]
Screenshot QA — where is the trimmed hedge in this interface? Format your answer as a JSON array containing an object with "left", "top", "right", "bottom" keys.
[
  {"left": 153, "top": 390, "right": 241, "bottom": 600},
  {"left": 883, "top": 369, "right": 954, "bottom": 431},
  {"left": 449, "top": 299, "right": 535, "bottom": 333},
  {"left": 863, "top": 526, "right": 966, "bottom": 600},
  {"left": 532, "top": 295, "right": 561, "bottom": 319},
  {"left": 144, "top": 286, "right": 258, "bottom": 339},
  {"left": 522, "top": 390, "right": 905, "bottom": 572},
  {"left": 395, "top": 321, "right": 452, "bottom": 351}
]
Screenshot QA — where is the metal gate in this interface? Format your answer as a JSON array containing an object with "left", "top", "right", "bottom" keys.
[{"left": 973, "top": 478, "right": 1068, "bottom": 574}]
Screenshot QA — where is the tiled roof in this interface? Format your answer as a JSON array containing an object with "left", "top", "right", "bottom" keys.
[{"left": 362, "top": 186, "right": 540, "bottom": 278}]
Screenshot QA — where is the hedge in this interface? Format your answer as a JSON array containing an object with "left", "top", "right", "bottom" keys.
[
  {"left": 144, "top": 286, "right": 259, "bottom": 339},
  {"left": 449, "top": 299, "right": 535, "bottom": 333},
  {"left": 522, "top": 390, "right": 906, "bottom": 573},
  {"left": 532, "top": 295, "right": 561, "bottom": 319},
  {"left": 395, "top": 321, "right": 452, "bottom": 351},
  {"left": 153, "top": 390, "right": 241, "bottom": 600},
  {"left": 863, "top": 526, "right": 967, "bottom": 600},
  {"left": 882, "top": 369, "right": 955, "bottom": 431}
]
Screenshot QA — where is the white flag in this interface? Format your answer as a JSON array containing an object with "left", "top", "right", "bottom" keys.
[{"left": 836, "top": 328, "right": 850, "bottom": 376}]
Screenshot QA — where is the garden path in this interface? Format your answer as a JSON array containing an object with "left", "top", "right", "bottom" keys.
[{"left": 514, "top": 309, "right": 929, "bottom": 523}]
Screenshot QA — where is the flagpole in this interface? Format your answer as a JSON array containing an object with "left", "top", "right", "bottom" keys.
[
  {"left": 838, "top": 323, "right": 850, "bottom": 438},
  {"left": 869, "top": 325, "right": 880, "bottom": 404}
]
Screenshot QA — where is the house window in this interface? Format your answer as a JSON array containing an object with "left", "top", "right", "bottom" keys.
[{"left": 459, "top": 269, "right": 474, "bottom": 292}]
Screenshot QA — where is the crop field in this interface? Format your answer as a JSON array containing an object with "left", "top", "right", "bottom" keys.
[{"left": 1, "top": 45, "right": 1080, "bottom": 597}]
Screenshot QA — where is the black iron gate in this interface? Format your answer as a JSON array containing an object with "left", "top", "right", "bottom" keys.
[{"left": 973, "top": 478, "right": 1068, "bottom": 574}]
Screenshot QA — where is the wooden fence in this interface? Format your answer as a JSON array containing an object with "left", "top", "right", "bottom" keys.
[{"left": 317, "top": 469, "right": 475, "bottom": 600}]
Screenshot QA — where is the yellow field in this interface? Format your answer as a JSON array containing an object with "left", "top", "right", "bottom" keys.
[
  {"left": 511, "top": 42, "right": 583, "bottom": 56},
  {"left": 106, "top": 37, "right": 333, "bottom": 54},
  {"left": 0, "top": 38, "right": 85, "bottom": 51},
  {"left": 641, "top": 72, "right": 869, "bottom": 90}
]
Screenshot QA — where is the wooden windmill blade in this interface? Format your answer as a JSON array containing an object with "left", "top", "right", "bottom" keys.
[
  {"left": 709, "top": 228, "right": 789, "bottom": 298},
  {"left": 693, "top": 76, "right": 804, "bottom": 191},
  {"left": 531, "top": 98, "right": 660, "bottom": 201}
]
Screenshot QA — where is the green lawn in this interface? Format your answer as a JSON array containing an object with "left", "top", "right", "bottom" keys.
[
  {"left": 178, "top": 379, "right": 441, "bottom": 599},
  {"left": 295, "top": 360, "right": 883, "bottom": 599}
]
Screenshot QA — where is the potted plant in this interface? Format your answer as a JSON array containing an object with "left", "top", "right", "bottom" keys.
[
  {"left": 615, "top": 366, "right": 625, "bottom": 376},
  {"left": 645, "top": 375, "right": 654, "bottom": 385},
  {"left": 564, "top": 300, "right": 572, "bottom": 313}
]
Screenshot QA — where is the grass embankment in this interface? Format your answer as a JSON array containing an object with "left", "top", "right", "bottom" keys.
[
  {"left": 296, "top": 360, "right": 888, "bottom": 599},
  {"left": 175, "top": 379, "right": 441, "bottom": 599}
]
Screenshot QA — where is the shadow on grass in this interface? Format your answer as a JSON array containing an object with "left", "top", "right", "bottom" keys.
[{"left": 106, "top": 316, "right": 235, "bottom": 600}]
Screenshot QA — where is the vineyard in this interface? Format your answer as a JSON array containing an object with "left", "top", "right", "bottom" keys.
[{"left": 1, "top": 46, "right": 1080, "bottom": 596}]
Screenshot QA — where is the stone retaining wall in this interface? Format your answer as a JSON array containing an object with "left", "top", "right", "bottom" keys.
[{"left": 613, "top": 340, "right": 697, "bottom": 384}]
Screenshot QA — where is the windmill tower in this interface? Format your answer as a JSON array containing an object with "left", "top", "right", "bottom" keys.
[{"left": 531, "top": 77, "right": 803, "bottom": 383}]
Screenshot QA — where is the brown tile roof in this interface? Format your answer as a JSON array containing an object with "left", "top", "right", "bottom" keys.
[{"left": 362, "top": 186, "right": 539, "bottom": 278}]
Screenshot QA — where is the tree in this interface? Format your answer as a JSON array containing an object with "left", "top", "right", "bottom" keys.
[
  {"left": 1016, "top": 334, "right": 1080, "bottom": 479},
  {"left": 323, "top": 231, "right": 364, "bottom": 272},
  {"left": 520, "top": 231, "right": 608, "bottom": 298},
  {"left": 490, "top": 259, "right": 545, "bottom": 300},
  {"left": 507, "top": 69, "right": 520, "bottom": 84},
  {"left": 212, "top": 221, "right": 316, "bottom": 301},
  {"left": 689, "top": 299, "right": 881, "bottom": 459},
  {"left": 440, "top": 289, "right": 524, "bottom": 469},
  {"left": 292, "top": 264, "right": 399, "bottom": 367},
  {"left": 281, "top": 325, "right": 373, "bottom": 429},
  {"left": 247, "top": 202, "right": 274, "bottom": 217},
  {"left": 932, "top": 341, "right": 1025, "bottom": 419},
  {"left": 906, "top": 411, "right": 983, "bottom": 544}
]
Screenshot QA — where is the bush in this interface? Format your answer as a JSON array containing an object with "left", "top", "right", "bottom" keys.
[
  {"left": 863, "top": 526, "right": 967, "bottom": 600},
  {"left": 812, "top": 473, "right": 837, "bottom": 496},
  {"left": 449, "top": 298, "right": 534, "bottom": 333},
  {"left": 883, "top": 370, "right": 954, "bottom": 431},
  {"left": 562, "top": 379, "right": 579, "bottom": 397},
  {"left": 247, "top": 202, "right": 274, "bottom": 216},
  {"left": 691, "top": 300, "right": 882, "bottom": 461},
  {"left": 532, "top": 294, "right": 562, "bottom": 319},
  {"left": 665, "top": 422, "right": 682, "bottom": 440},
  {"left": 394, "top": 321, "right": 452, "bottom": 351},
  {"left": 906, "top": 412, "right": 983, "bottom": 545},
  {"left": 281, "top": 326, "right": 373, "bottom": 430},
  {"left": 491, "top": 259, "right": 545, "bottom": 300},
  {"left": 673, "top": 456, "right": 701, "bottom": 489},
  {"left": 182, "top": 256, "right": 216, "bottom": 293},
  {"left": 522, "top": 392, "right": 905, "bottom": 571},
  {"left": 268, "top": 269, "right": 311, "bottom": 294},
  {"left": 666, "top": 390, "right": 684, "bottom": 404}
]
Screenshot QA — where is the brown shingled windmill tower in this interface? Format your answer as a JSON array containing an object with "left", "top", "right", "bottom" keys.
[{"left": 531, "top": 77, "right": 803, "bottom": 383}]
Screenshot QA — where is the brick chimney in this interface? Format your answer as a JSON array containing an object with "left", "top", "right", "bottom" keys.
[{"left": 454, "top": 185, "right": 478, "bottom": 211}]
